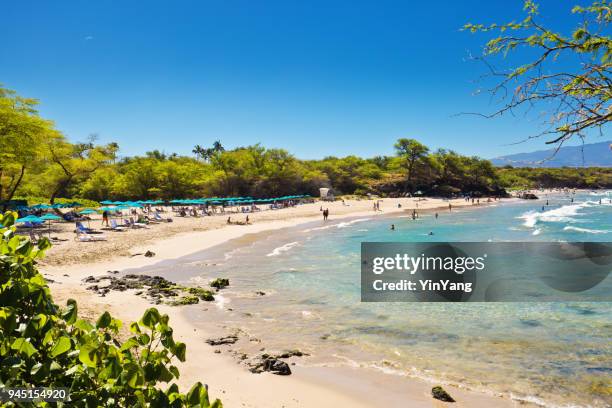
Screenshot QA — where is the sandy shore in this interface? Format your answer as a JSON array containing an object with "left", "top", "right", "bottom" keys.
[{"left": 39, "top": 197, "right": 528, "bottom": 407}]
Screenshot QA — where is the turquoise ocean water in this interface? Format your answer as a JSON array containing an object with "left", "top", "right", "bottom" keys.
[{"left": 137, "top": 191, "right": 612, "bottom": 407}]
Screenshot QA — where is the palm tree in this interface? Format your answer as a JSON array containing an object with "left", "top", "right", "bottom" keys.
[{"left": 212, "top": 140, "right": 225, "bottom": 153}]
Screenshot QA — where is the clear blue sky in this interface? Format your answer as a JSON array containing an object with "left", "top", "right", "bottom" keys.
[{"left": 2, "top": 0, "right": 588, "bottom": 159}]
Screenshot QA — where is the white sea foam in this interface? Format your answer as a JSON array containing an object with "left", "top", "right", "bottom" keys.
[
  {"left": 215, "top": 293, "right": 229, "bottom": 309},
  {"left": 266, "top": 241, "right": 299, "bottom": 257},
  {"left": 303, "top": 225, "right": 334, "bottom": 232},
  {"left": 518, "top": 203, "right": 586, "bottom": 228},
  {"left": 336, "top": 218, "right": 371, "bottom": 228},
  {"left": 303, "top": 218, "right": 371, "bottom": 232},
  {"left": 563, "top": 226, "right": 609, "bottom": 234}
]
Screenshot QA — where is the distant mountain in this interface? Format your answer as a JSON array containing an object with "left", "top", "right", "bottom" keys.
[{"left": 491, "top": 141, "right": 612, "bottom": 168}]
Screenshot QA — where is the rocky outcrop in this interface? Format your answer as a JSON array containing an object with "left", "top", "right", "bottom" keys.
[{"left": 431, "top": 386, "right": 455, "bottom": 402}]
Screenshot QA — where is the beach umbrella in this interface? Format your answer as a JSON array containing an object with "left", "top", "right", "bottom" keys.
[
  {"left": 79, "top": 209, "right": 97, "bottom": 228},
  {"left": 40, "top": 213, "right": 61, "bottom": 238},
  {"left": 100, "top": 200, "right": 113, "bottom": 204},
  {"left": 16, "top": 215, "right": 43, "bottom": 229}
]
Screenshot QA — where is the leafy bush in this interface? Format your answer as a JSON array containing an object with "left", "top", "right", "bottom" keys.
[{"left": 0, "top": 211, "right": 222, "bottom": 407}]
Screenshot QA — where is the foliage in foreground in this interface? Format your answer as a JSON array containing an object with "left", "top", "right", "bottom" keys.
[{"left": 0, "top": 212, "right": 222, "bottom": 407}]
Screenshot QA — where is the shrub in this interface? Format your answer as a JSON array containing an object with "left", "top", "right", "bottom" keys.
[{"left": 0, "top": 211, "right": 222, "bottom": 407}]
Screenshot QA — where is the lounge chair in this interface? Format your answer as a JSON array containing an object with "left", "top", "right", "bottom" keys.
[
  {"left": 129, "top": 217, "right": 148, "bottom": 229},
  {"left": 109, "top": 219, "right": 127, "bottom": 231},
  {"left": 154, "top": 213, "right": 172, "bottom": 222},
  {"left": 75, "top": 221, "right": 94, "bottom": 234},
  {"left": 75, "top": 231, "right": 107, "bottom": 242}
]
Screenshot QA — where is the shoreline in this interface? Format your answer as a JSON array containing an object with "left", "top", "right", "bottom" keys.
[{"left": 40, "top": 197, "right": 532, "bottom": 407}]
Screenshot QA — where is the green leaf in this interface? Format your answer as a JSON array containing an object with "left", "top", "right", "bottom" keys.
[
  {"left": 11, "top": 338, "right": 38, "bottom": 357},
  {"left": 62, "top": 299, "right": 78, "bottom": 324},
  {"left": 96, "top": 311, "right": 112, "bottom": 329},
  {"left": 50, "top": 336, "right": 71, "bottom": 357},
  {"left": 141, "top": 308, "right": 161, "bottom": 329},
  {"left": 78, "top": 344, "right": 99, "bottom": 368},
  {"left": 173, "top": 342, "right": 186, "bottom": 362}
]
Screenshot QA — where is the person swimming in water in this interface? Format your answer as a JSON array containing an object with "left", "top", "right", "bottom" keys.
[
  {"left": 435, "top": 212, "right": 438, "bottom": 219},
  {"left": 390, "top": 224, "right": 395, "bottom": 231},
  {"left": 428, "top": 231, "right": 434, "bottom": 235}
]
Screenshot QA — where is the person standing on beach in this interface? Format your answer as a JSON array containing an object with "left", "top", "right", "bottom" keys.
[
  {"left": 102, "top": 210, "right": 109, "bottom": 227},
  {"left": 435, "top": 212, "right": 438, "bottom": 219},
  {"left": 449, "top": 203, "right": 452, "bottom": 212},
  {"left": 323, "top": 208, "right": 329, "bottom": 221}
]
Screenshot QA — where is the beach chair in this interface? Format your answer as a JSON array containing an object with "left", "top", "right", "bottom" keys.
[
  {"left": 110, "top": 219, "right": 127, "bottom": 231},
  {"left": 154, "top": 212, "right": 172, "bottom": 222},
  {"left": 75, "top": 221, "right": 94, "bottom": 234},
  {"left": 129, "top": 217, "right": 148, "bottom": 229},
  {"left": 74, "top": 231, "right": 107, "bottom": 242}
]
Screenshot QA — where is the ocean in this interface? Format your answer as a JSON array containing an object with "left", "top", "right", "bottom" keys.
[{"left": 133, "top": 191, "right": 612, "bottom": 407}]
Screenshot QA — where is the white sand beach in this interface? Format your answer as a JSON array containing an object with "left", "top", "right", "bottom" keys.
[{"left": 38, "top": 197, "right": 528, "bottom": 408}]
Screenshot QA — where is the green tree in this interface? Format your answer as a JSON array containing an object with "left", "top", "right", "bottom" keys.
[
  {"left": 0, "top": 86, "right": 62, "bottom": 204},
  {"left": 394, "top": 138, "right": 430, "bottom": 192},
  {"left": 42, "top": 136, "right": 118, "bottom": 204}
]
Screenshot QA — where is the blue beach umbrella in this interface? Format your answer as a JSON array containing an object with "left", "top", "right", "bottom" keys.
[
  {"left": 40, "top": 213, "right": 62, "bottom": 221},
  {"left": 40, "top": 213, "right": 62, "bottom": 237},
  {"left": 79, "top": 209, "right": 97, "bottom": 228},
  {"left": 16, "top": 215, "right": 43, "bottom": 227}
]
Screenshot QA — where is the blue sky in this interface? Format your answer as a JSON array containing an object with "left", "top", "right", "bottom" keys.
[{"left": 2, "top": 0, "right": 592, "bottom": 159}]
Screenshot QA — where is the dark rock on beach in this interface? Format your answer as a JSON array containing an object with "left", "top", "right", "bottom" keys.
[
  {"left": 247, "top": 356, "right": 292, "bottom": 375},
  {"left": 82, "top": 273, "right": 214, "bottom": 304},
  {"left": 206, "top": 335, "right": 239, "bottom": 346},
  {"left": 432, "top": 386, "right": 455, "bottom": 403},
  {"left": 263, "top": 358, "right": 291, "bottom": 375},
  {"left": 210, "top": 278, "right": 230, "bottom": 289},
  {"left": 276, "top": 349, "right": 308, "bottom": 359}
]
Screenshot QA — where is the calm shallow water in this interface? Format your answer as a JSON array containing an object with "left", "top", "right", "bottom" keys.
[{"left": 135, "top": 192, "right": 612, "bottom": 408}]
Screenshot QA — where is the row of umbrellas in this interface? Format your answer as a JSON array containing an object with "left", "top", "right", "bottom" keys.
[
  {"left": 100, "top": 200, "right": 164, "bottom": 205},
  {"left": 169, "top": 195, "right": 311, "bottom": 205}
]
